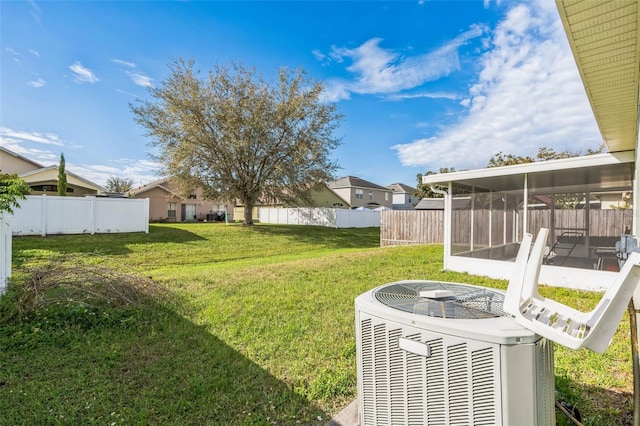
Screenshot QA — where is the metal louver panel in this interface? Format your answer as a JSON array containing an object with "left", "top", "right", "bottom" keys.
[
  {"left": 472, "top": 347, "right": 498, "bottom": 425},
  {"left": 425, "top": 339, "right": 444, "bottom": 424},
  {"left": 361, "top": 318, "right": 375, "bottom": 425},
  {"left": 447, "top": 344, "right": 470, "bottom": 425},
  {"left": 536, "top": 338, "right": 556, "bottom": 424},
  {"left": 357, "top": 314, "right": 501, "bottom": 425}
]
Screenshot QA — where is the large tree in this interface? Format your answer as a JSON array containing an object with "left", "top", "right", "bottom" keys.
[
  {"left": 415, "top": 168, "right": 457, "bottom": 199},
  {"left": 131, "top": 59, "right": 342, "bottom": 225},
  {"left": 487, "top": 146, "right": 606, "bottom": 209},
  {"left": 105, "top": 176, "right": 134, "bottom": 194}
]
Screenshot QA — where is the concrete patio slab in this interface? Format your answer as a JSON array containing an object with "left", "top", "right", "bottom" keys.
[{"left": 325, "top": 399, "right": 358, "bottom": 426}]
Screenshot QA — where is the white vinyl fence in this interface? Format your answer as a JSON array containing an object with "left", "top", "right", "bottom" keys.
[
  {"left": 10, "top": 195, "right": 149, "bottom": 236},
  {"left": 258, "top": 207, "right": 380, "bottom": 228},
  {"left": 1, "top": 214, "right": 10, "bottom": 294}
]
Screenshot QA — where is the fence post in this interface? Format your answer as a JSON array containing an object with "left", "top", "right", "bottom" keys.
[
  {"left": 90, "top": 196, "right": 97, "bottom": 235},
  {"left": 41, "top": 194, "right": 47, "bottom": 237},
  {"left": 144, "top": 198, "right": 150, "bottom": 233},
  {"left": 0, "top": 214, "right": 11, "bottom": 295}
]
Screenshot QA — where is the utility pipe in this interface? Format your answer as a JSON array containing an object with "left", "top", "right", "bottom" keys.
[{"left": 430, "top": 184, "right": 450, "bottom": 269}]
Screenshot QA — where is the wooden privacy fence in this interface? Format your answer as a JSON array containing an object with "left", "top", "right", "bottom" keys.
[
  {"left": 381, "top": 209, "right": 634, "bottom": 247},
  {"left": 380, "top": 210, "right": 444, "bottom": 246}
]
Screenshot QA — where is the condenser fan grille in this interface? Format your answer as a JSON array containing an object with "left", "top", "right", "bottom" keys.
[{"left": 373, "top": 281, "right": 507, "bottom": 319}]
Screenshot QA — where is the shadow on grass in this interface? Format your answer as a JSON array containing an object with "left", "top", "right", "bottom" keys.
[
  {"left": 0, "top": 301, "right": 327, "bottom": 425},
  {"left": 249, "top": 224, "right": 380, "bottom": 250},
  {"left": 555, "top": 375, "right": 634, "bottom": 425},
  {"left": 11, "top": 225, "right": 206, "bottom": 267}
]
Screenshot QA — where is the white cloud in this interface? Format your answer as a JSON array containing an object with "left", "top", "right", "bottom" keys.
[
  {"left": 29, "top": 49, "right": 40, "bottom": 57},
  {"left": 111, "top": 59, "right": 152, "bottom": 87},
  {"left": 69, "top": 158, "right": 161, "bottom": 187},
  {"left": 0, "top": 127, "right": 64, "bottom": 146},
  {"left": 117, "top": 88, "right": 142, "bottom": 98},
  {"left": 28, "top": 78, "right": 46, "bottom": 88},
  {"left": 125, "top": 71, "right": 153, "bottom": 87},
  {"left": 111, "top": 58, "right": 137, "bottom": 68},
  {"left": 392, "top": 2, "right": 601, "bottom": 170},
  {"left": 311, "top": 49, "right": 325, "bottom": 62},
  {"left": 69, "top": 61, "right": 100, "bottom": 83},
  {"left": 321, "top": 25, "right": 485, "bottom": 102},
  {"left": 0, "top": 131, "right": 160, "bottom": 186},
  {"left": 0, "top": 140, "right": 58, "bottom": 166},
  {"left": 386, "top": 91, "right": 459, "bottom": 102}
]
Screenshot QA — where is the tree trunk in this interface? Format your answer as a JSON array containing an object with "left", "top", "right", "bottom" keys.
[{"left": 243, "top": 203, "right": 254, "bottom": 225}]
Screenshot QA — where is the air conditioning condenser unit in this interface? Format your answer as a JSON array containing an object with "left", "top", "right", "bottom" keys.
[{"left": 355, "top": 280, "right": 555, "bottom": 426}]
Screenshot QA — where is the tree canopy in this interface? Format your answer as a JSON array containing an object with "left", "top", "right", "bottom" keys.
[
  {"left": 105, "top": 176, "right": 134, "bottom": 194},
  {"left": 487, "top": 146, "right": 602, "bottom": 167},
  {"left": 131, "top": 59, "right": 342, "bottom": 225},
  {"left": 0, "top": 173, "right": 31, "bottom": 215},
  {"left": 415, "top": 168, "right": 457, "bottom": 199}
]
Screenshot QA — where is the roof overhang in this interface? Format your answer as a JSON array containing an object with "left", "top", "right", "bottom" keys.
[
  {"left": 422, "top": 151, "right": 635, "bottom": 194},
  {"left": 19, "top": 166, "right": 105, "bottom": 192},
  {"left": 556, "top": 0, "right": 640, "bottom": 153}
]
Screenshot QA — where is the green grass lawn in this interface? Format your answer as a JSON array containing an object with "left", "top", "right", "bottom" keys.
[{"left": 1, "top": 223, "right": 635, "bottom": 425}]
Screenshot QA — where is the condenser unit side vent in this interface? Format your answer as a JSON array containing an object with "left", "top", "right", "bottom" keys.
[
  {"left": 472, "top": 347, "right": 498, "bottom": 425},
  {"left": 425, "top": 339, "right": 445, "bottom": 424},
  {"left": 358, "top": 313, "right": 502, "bottom": 425}
]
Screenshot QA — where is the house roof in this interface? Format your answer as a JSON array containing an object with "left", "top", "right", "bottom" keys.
[
  {"left": 415, "top": 197, "right": 472, "bottom": 210},
  {"left": 328, "top": 176, "right": 390, "bottom": 191},
  {"left": 556, "top": 0, "right": 640, "bottom": 153},
  {"left": 386, "top": 183, "right": 416, "bottom": 194},
  {"left": 19, "top": 165, "right": 105, "bottom": 192},
  {"left": 0, "top": 145, "right": 44, "bottom": 170},
  {"left": 129, "top": 177, "right": 183, "bottom": 198},
  {"left": 415, "top": 198, "right": 445, "bottom": 210}
]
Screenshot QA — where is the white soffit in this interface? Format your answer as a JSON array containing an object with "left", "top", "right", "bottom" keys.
[{"left": 556, "top": 0, "right": 640, "bottom": 153}]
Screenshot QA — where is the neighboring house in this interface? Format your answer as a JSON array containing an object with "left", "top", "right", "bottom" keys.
[
  {"left": 0, "top": 146, "right": 104, "bottom": 196},
  {"left": 415, "top": 198, "right": 444, "bottom": 210},
  {"left": 129, "top": 178, "right": 233, "bottom": 222},
  {"left": 328, "top": 176, "right": 393, "bottom": 209},
  {"left": 415, "top": 197, "right": 471, "bottom": 210},
  {"left": 385, "top": 183, "right": 419, "bottom": 210}
]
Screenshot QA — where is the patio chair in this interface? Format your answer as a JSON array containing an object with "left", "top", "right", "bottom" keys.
[{"left": 504, "top": 228, "right": 640, "bottom": 353}]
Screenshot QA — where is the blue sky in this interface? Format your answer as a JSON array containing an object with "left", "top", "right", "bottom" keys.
[{"left": 1, "top": 0, "right": 602, "bottom": 189}]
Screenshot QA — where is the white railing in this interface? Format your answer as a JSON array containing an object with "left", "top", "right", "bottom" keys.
[
  {"left": 10, "top": 195, "right": 149, "bottom": 236},
  {"left": 258, "top": 207, "right": 380, "bottom": 228},
  {"left": 0, "top": 214, "right": 11, "bottom": 294}
]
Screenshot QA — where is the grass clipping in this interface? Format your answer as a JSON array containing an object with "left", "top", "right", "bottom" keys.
[{"left": 1, "top": 260, "right": 166, "bottom": 322}]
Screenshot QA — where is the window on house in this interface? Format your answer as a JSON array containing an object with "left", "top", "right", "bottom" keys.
[
  {"left": 188, "top": 194, "right": 197, "bottom": 199},
  {"left": 355, "top": 189, "right": 364, "bottom": 199},
  {"left": 29, "top": 185, "right": 74, "bottom": 193},
  {"left": 30, "top": 185, "right": 56, "bottom": 192},
  {"left": 167, "top": 202, "right": 177, "bottom": 218},
  {"left": 369, "top": 191, "right": 373, "bottom": 200}
]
